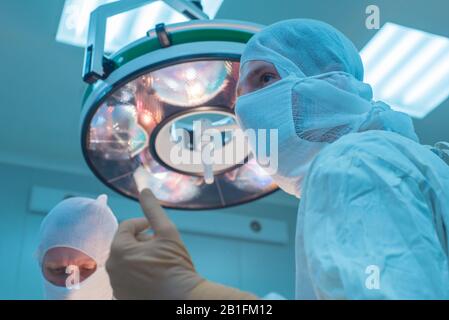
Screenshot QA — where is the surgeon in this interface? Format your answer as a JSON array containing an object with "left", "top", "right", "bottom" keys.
[
  {"left": 106, "top": 19, "right": 449, "bottom": 299},
  {"left": 37, "top": 195, "right": 118, "bottom": 300}
]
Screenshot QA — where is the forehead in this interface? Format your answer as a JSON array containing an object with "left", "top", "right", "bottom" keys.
[
  {"left": 43, "top": 247, "right": 95, "bottom": 265},
  {"left": 240, "top": 60, "right": 273, "bottom": 72}
]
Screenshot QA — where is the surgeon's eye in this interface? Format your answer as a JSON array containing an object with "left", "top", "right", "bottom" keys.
[
  {"left": 48, "top": 267, "right": 66, "bottom": 276},
  {"left": 260, "top": 73, "right": 277, "bottom": 87}
]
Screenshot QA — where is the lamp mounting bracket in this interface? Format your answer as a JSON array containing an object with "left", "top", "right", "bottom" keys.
[{"left": 82, "top": 0, "right": 209, "bottom": 84}]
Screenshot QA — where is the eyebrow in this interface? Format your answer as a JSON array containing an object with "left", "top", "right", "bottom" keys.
[
  {"left": 247, "top": 65, "right": 267, "bottom": 78},
  {"left": 240, "top": 66, "right": 268, "bottom": 85},
  {"left": 45, "top": 262, "right": 66, "bottom": 269}
]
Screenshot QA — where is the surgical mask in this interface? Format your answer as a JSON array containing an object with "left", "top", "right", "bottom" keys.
[
  {"left": 43, "top": 265, "right": 113, "bottom": 300},
  {"left": 235, "top": 75, "right": 326, "bottom": 197},
  {"left": 235, "top": 19, "right": 419, "bottom": 197},
  {"left": 235, "top": 71, "right": 380, "bottom": 197}
]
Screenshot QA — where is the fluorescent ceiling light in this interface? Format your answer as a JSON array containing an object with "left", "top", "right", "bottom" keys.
[
  {"left": 56, "top": 0, "right": 223, "bottom": 53},
  {"left": 361, "top": 23, "right": 449, "bottom": 119}
]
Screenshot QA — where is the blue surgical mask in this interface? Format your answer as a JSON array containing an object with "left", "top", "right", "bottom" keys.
[{"left": 235, "top": 75, "right": 326, "bottom": 197}]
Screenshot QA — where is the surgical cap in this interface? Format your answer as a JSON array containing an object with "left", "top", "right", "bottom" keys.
[
  {"left": 37, "top": 195, "right": 118, "bottom": 265},
  {"left": 238, "top": 18, "right": 418, "bottom": 144},
  {"left": 240, "top": 19, "right": 364, "bottom": 80}
]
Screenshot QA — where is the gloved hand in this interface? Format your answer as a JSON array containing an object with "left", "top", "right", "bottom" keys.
[{"left": 106, "top": 188, "right": 258, "bottom": 300}]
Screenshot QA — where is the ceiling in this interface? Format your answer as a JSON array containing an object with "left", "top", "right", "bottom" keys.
[{"left": 0, "top": 0, "right": 448, "bottom": 176}]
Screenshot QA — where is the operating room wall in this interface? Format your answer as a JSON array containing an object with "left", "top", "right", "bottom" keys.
[{"left": 0, "top": 161, "right": 297, "bottom": 299}]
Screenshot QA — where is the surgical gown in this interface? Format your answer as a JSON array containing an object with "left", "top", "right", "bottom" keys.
[{"left": 296, "top": 130, "right": 449, "bottom": 299}]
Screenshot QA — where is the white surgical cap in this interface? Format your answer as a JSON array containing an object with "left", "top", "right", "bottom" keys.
[
  {"left": 37, "top": 195, "right": 118, "bottom": 265},
  {"left": 239, "top": 19, "right": 418, "bottom": 143},
  {"left": 241, "top": 19, "right": 364, "bottom": 79}
]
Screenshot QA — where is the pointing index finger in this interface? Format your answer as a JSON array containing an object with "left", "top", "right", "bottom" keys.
[{"left": 138, "top": 189, "right": 179, "bottom": 240}]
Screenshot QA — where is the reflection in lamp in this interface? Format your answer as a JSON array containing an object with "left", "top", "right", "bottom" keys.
[{"left": 151, "top": 61, "right": 231, "bottom": 106}]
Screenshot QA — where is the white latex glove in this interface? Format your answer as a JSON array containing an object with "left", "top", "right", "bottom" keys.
[{"left": 106, "top": 188, "right": 258, "bottom": 300}]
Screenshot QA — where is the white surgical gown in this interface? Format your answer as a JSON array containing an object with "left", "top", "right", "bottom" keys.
[{"left": 296, "top": 130, "right": 449, "bottom": 299}]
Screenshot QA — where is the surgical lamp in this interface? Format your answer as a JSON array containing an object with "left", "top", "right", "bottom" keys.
[{"left": 80, "top": 0, "right": 278, "bottom": 209}]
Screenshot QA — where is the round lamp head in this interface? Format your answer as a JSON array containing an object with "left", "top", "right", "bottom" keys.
[{"left": 81, "top": 20, "right": 278, "bottom": 209}]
